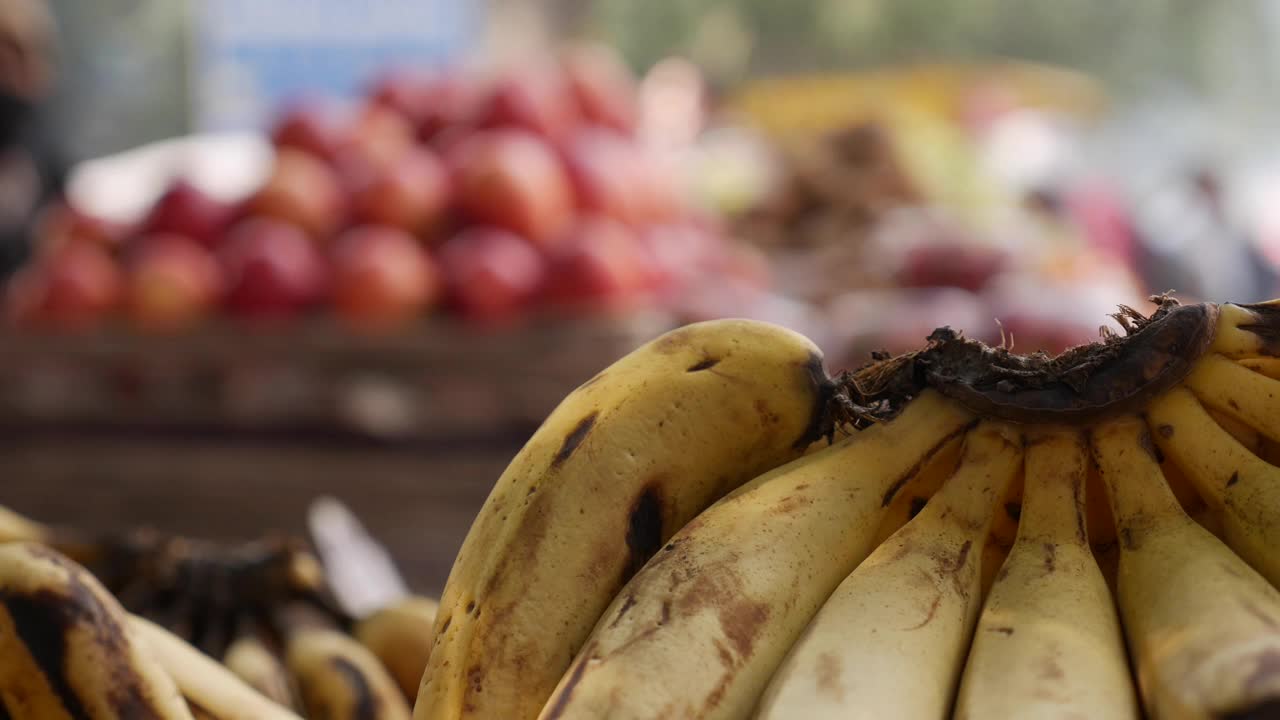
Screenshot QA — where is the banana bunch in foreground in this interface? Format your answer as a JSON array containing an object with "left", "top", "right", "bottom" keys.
[{"left": 418, "top": 300, "right": 1280, "bottom": 719}]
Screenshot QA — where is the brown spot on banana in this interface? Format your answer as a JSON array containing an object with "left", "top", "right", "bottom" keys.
[
  {"left": 330, "top": 656, "right": 380, "bottom": 720},
  {"left": 1, "top": 588, "right": 96, "bottom": 719},
  {"left": 815, "top": 652, "right": 845, "bottom": 702},
  {"left": 552, "top": 413, "right": 598, "bottom": 468},
  {"left": 540, "top": 656, "right": 590, "bottom": 720},
  {"left": 1042, "top": 543, "right": 1057, "bottom": 574},
  {"left": 623, "top": 486, "right": 664, "bottom": 579}
]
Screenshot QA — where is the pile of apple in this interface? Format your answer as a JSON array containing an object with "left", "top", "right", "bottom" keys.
[{"left": 6, "top": 45, "right": 753, "bottom": 333}]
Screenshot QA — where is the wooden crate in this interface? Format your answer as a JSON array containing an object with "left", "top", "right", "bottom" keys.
[{"left": 0, "top": 312, "right": 673, "bottom": 592}]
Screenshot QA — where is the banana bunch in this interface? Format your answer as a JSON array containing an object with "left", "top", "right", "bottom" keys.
[
  {"left": 0, "top": 509, "right": 441, "bottom": 720},
  {"left": 416, "top": 297, "right": 1280, "bottom": 719}
]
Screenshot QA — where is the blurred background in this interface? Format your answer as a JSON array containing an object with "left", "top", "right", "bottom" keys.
[{"left": 4, "top": 0, "right": 1280, "bottom": 593}]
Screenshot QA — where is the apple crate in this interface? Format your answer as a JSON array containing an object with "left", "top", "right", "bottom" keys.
[
  {"left": 0, "top": 313, "right": 671, "bottom": 590},
  {"left": 0, "top": 312, "right": 670, "bottom": 439}
]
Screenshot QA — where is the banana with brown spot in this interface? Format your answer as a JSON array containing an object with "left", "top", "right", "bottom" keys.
[
  {"left": 131, "top": 616, "right": 301, "bottom": 720},
  {"left": 1148, "top": 386, "right": 1280, "bottom": 587},
  {"left": 954, "top": 429, "right": 1138, "bottom": 719},
  {"left": 538, "top": 390, "right": 973, "bottom": 720},
  {"left": 0, "top": 541, "right": 193, "bottom": 719},
  {"left": 288, "top": 627, "right": 411, "bottom": 720},
  {"left": 416, "top": 319, "right": 832, "bottom": 720},
  {"left": 756, "top": 422, "right": 1022, "bottom": 720},
  {"left": 1092, "top": 416, "right": 1280, "bottom": 718}
]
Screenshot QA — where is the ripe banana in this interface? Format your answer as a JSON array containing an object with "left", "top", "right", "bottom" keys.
[
  {"left": 954, "top": 429, "right": 1138, "bottom": 719},
  {"left": 354, "top": 595, "right": 439, "bottom": 701},
  {"left": 130, "top": 615, "right": 302, "bottom": 720},
  {"left": 288, "top": 626, "right": 412, "bottom": 720},
  {"left": 0, "top": 541, "right": 193, "bottom": 719},
  {"left": 1238, "top": 356, "right": 1280, "bottom": 379},
  {"left": 756, "top": 421, "right": 1022, "bottom": 720},
  {"left": 1208, "top": 300, "right": 1280, "bottom": 358},
  {"left": 1185, "top": 352, "right": 1280, "bottom": 444},
  {"left": 1147, "top": 386, "right": 1280, "bottom": 587},
  {"left": 222, "top": 633, "right": 297, "bottom": 710},
  {"left": 538, "top": 390, "right": 974, "bottom": 720},
  {"left": 416, "top": 319, "right": 831, "bottom": 720},
  {"left": 1091, "top": 415, "right": 1280, "bottom": 717},
  {"left": 0, "top": 505, "right": 49, "bottom": 545}
]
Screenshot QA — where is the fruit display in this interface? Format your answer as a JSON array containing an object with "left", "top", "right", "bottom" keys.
[
  {"left": 4, "top": 43, "right": 744, "bottom": 334},
  {"left": 6, "top": 293, "right": 1280, "bottom": 717}
]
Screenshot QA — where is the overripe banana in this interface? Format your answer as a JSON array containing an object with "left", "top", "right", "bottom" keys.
[
  {"left": 1147, "top": 386, "right": 1280, "bottom": 587},
  {"left": 1091, "top": 415, "right": 1280, "bottom": 717},
  {"left": 756, "top": 421, "right": 1022, "bottom": 719},
  {"left": 354, "top": 595, "right": 439, "bottom": 701},
  {"left": 288, "top": 626, "right": 413, "bottom": 720},
  {"left": 0, "top": 541, "right": 193, "bottom": 719},
  {"left": 130, "top": 615, "right": 302, "bottom": 720},
  {"left": 416, "top": 319, "right": 831, "bottom": 720},
  {"left": 538, "top": 390, "right": 974, "bottom": 720},
  {"left": 954, "top": 429, "right": 1138, "bottom": 719},
  {"left": 222, "top": 633, "right": 297, "bottom": 710}
]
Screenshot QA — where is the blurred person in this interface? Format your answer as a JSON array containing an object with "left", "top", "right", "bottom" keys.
[{"left": 0, "top": 0, "right": 64, "bottom": 280}]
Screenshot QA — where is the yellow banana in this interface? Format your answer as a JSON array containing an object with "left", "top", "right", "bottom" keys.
[
  {"left": 130, "top": 616, "right": 301, "bottom": 720},
  {"left": 756, "top": 421, "right": 1022, "bottom": 720},
  {"left": 0, "top": 505, "right": 49, "bottom": 545},
  {"left": 1209, "top": 301, "right": 1280, "bottom": 358},
  {"left": 1238, "top": 356, "right": 1280, "bottom": 379},
  {"left": 870, "top": 431, "right": 964, "bottom": 546},
  {"left": 222, "top": 634, "right": 297, "bottom": 710},
  {"left": 1185, "top": 352, "right": 1280, "bottom": 444},
  {"left": 354, "top": 595, "right": 439, "bottom": 701},
  {"left": 1148, "top": 386, "right": 1280, "bottom": 587},
  {"left": 288, "top": 626, "right": 412, "bottom": 720},
  {"left": 538, "top": 391, "right": 974, "bottom": 720},
  {"left": 0, "top": 541, "right": 193, "bottom": 719},
  {"left": 1092, "top": 415, "right": 1280, "bottom": 718},
  {"left": 416, "top": 319, "right": 832, "bottom": 720},
  {"left": 954, "top": 429, "right": 1138, "bottom": 719}
]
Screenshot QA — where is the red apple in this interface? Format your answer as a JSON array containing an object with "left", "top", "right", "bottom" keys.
[
  {"left": 559, "top": 128, "right": 646, "bottom": 224},
  {"left": 7, "top": 241, "right": 122, "bottom": 331},
  {"left": 437, "top": 227, "right": 547, "bottom": 326},
  {"left": 330, "top": 225, "right": 441, "bottom": 330},
  {"left": 351, "top": 148, "right": 452, "bottom": 237},
  {"left": 562, "top": 43, "right": 639, "bottom": 135},
  {"left": 341, "top": 102, "right": 417, "bottom": 175},
  {"left": 636, "top": 222, "right": 725, "bottom": 295},
  {"left": 417, "top": 69, "right": 487, "bottom": 143},
  {"left": 896, "top": 242, "right": 1010, "bottom": 292},
  {"left": 124, "top": 233, "right": 222, "bottom": 332},
  {"left": 218, "top": 217, "right": 327, "bottom": 321},
  {"left": 476, "top": 64, "right": 579, "bottom": 141},
  {"left": 369, "top": 68, "right": 433, "bottom": 119},
  {"left": 270, "top": 101, "right": 350, "bottom": 163},
  {"left": 450, "top": 129, "right": 574, "bottom": 249},
  {"left": 34, "top": 201, "right": 132, "bottom": 255},
  {"left": 140, "top": 180, "right": 235, "bottom": 249},
  {"left": 543, "top": 216, "right": 650, "bottom": 312},
  {"left": 249, "top": 148, "right": 348, "bottom": 242}
]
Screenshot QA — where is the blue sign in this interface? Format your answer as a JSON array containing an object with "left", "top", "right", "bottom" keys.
[{"left": 192, "top": 0, "right": 481, "bottom": 132}]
